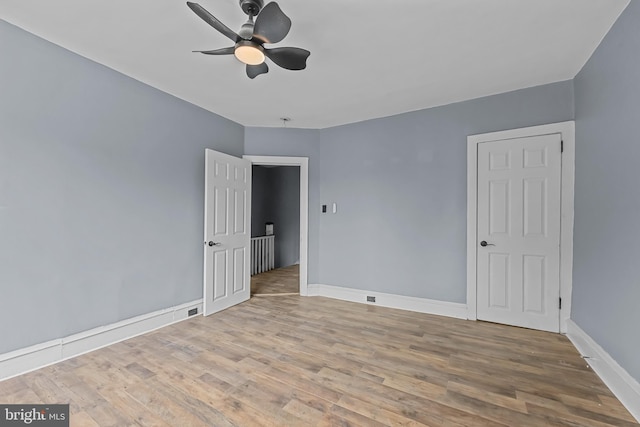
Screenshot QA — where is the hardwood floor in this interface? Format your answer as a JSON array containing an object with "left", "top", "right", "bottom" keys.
[
  {"left": 1, "top": 296, "right": 637, "bottom": 426},
  {"left": 251, "top": 264, "right": 299, "bottom": 296}
]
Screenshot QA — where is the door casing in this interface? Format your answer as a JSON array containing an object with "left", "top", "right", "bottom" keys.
[
  {"left": 467, "top": 121, "right": 575, "bottom": 333},
  {"left": 243, "top": 155, "right": 309, "bottom": 296}
]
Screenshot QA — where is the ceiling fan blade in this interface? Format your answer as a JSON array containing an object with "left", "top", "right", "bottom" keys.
[
  {"left": 246, "top": 62, "right": 269, "bottom": 79},
  {"left": 194, "top": 47, "right": 235, "bottom": 55},
  {"left": 253, "top": 2, "right": 291, "bottom": 44},
  {"left": 264, "top": 47, "right": 310, "bottom": 70},
  {"left": 187, "top": 2, "right": 240, "bottom": 42}
]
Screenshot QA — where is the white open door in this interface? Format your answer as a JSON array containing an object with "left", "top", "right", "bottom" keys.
[
  {"left": 476, "top": 134, "right": 562, "bottom": 332},
  {"left": 203, "top": 149, "right": 251, "bottom": 316}
]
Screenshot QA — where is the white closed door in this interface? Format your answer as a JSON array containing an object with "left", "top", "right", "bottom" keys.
[
  {"left": 476, "top": 134, "right": 562, "bottom": 332},
  {"left": 203, "top": 149, "right": 251, "bottom": 316}
]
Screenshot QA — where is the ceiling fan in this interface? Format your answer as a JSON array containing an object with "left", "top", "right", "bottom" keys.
[{"left": 187, "top": 0, "right": 310, "bottom": 79}]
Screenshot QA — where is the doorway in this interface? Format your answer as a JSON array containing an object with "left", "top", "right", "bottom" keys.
[
  {"left": 251, "top": 164, "right": 300, "bottom": 296},
  {"left": 466, "top": 122, "right": 575, "bottom": 333},
  {"left": 243, "top": 155, "right": 309, "bottom": 296}
]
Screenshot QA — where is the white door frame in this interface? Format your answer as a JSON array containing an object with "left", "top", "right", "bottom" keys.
[
  {"left": 243, "top": 155, "right": 309, "bottom": 296},
  {"left": 467, "top": 121, "right": 575, "bottom": 333}
]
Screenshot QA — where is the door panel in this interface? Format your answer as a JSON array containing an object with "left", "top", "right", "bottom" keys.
[
  {"left": 214, "top": 188, "right": 227, "bottom": 235},
  {"left": 523, "top": 255, "right": 545, "bottom": 313},
  {"left": 233, "top": 247, "right": 245, "bottom": 293},
  {"left": 488, "top": 253, "right": 510, "bottom": 308},
  {"left": 214, "top": 251, "right": 227, "bottom": 299},
  {"left": 477, "top": 134, "right": 561, "bottom": 332},
  {"left": 523, "top": 178, "right": 546, "bottom": 236},
  {"left": 234, "top": 190, "right": 245, "bottom": 234},
  {"left": 204, "top": 149, "right": 251, "bottom": 316},
  {"left": 489, "top": 180, "right": 510, "bottom": 235}
]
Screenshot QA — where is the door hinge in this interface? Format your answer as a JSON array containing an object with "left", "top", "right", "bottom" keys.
[
  {"left": 559, "top": 297, "right": 562, "bottom": 310},
  {"left": 561, "top": 140, "right": 564, "bottom": 153}
]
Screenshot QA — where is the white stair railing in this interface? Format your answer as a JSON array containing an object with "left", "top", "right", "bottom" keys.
[{"left": 251, "top": 235, "right": 275, "bottom": 275}]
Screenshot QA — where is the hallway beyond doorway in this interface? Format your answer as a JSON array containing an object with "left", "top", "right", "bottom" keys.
[{"left": 251, "top": 264, "right": 299, "bottom": 296}]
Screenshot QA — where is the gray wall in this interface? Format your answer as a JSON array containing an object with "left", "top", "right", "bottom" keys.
[
  {"left": 251, "top": 165, "right": 270, "bottom": 237},
  {"left": 251, "top": 166, "right": 300, "bottom": 268},
  {"left": 573, "top": 2, "right": 640, "bottom": 381},
  {"left": 270, "top": 166, "right": 300, "bottom": 268},
  {"left": 245, "top": 84, "right": 573, "bottom": 300},
  {"left": 317, "top": 81, "right": 574, "bottom": 302},
  {"left": 0, "top": 21, "right": 244, "bottom": 354}
]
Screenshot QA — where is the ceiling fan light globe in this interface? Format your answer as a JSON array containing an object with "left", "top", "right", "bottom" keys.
[{"left": 234, "top": 43, "right": 265, "bottom": 65}]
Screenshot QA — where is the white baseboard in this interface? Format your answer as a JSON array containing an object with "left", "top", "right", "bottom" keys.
[
  {"left": 307, "top": 284, "right": 468, "bottom": 319},
  {"left": 565, "top": 319, "right": 640, "bottom": 422},
  {"left": 0, "top": 299, "right": 203, "bottom": 382}
]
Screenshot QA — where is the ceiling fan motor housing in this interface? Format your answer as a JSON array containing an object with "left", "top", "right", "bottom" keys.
[{"left": 239, "top": 0, "right": 263, "bottom": 16}]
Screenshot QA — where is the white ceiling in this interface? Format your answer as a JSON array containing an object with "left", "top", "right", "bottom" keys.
[{"left": 0, "top": 0, "right": 630, "bottom": 129}]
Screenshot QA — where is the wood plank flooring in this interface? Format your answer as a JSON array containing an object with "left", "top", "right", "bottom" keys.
[
  {"left": 1, "top": 296, "right": 637, "bottom": 426},
  {"left": 251, "top": 264, "right": 299, "bottom": 296}
]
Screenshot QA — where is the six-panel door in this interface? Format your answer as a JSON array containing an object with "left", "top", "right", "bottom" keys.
[
  {"left": 203, "top": 149, "right": 251, "bottom": 316},
  {"left": 476, "top": 134, "right": 562, "bottom": 332}
]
